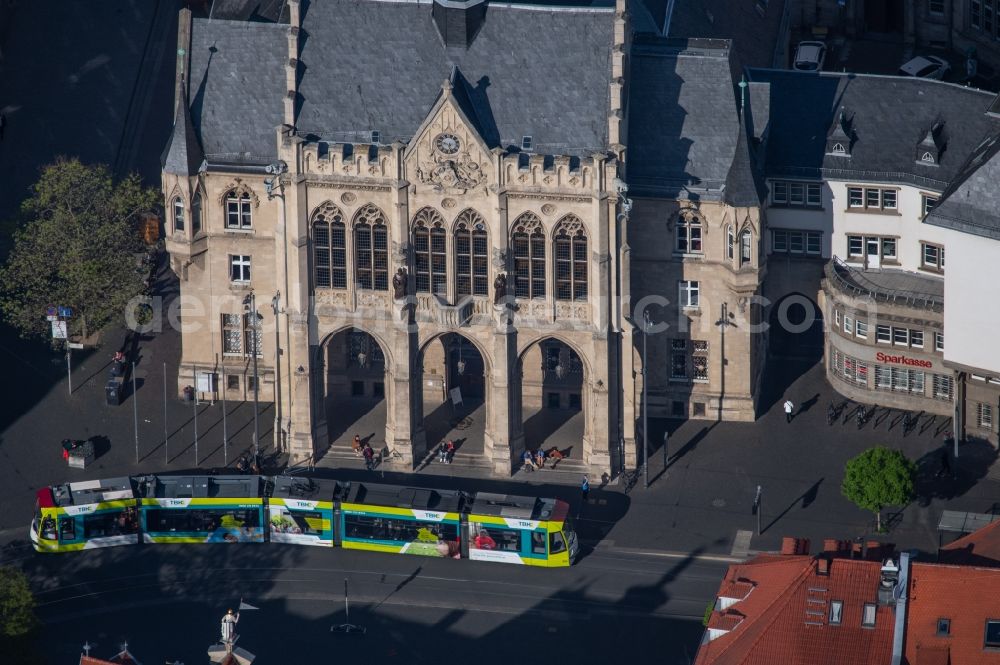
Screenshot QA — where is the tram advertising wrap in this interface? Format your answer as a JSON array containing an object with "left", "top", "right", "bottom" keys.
[{"left": 30, "top": 474, "right": 578, "bottom": 566}]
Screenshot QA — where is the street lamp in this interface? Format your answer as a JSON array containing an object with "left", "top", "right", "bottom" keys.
[
  {"left": 271, "top": 291, "right": 282, "bottom": 453},
  {"left": 243, "top": 290, "right": 260, "bottom": 457},
  {"left": 456, "top": 337, "right": 466, "bottom": 376},
  {"left": 642, "top": 309, "right": 650, "bottom": 489}
]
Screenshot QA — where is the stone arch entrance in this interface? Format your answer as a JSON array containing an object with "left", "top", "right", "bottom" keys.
[
  {"left": 514, "top": 336, "right": 588, "bottom": 463},
  {"left": 414, "top": 332, "right": 488, "bottom": 464},
  {"left": 768, "top": 292, "right": 824, "bottom": 360},
  {"left": 315, "top": 327, "right": 391, "bottom": 457}
]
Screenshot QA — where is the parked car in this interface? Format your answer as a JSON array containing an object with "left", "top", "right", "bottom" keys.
[
  {"left": 898, "top": 55, "right": 951, "bottom": 80},
  {"left": 793, "top": 41, "right": 827, "bottom": 71}
]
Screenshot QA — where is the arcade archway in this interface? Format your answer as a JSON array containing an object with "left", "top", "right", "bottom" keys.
[{"left": 514, "top": 337, "right": 586, "bottom": 461}]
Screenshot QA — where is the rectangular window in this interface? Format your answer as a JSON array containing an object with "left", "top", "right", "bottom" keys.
[
  {"left": 848, "top": 235, "right": 864, "bottom": 257},
  {"left": 875, "top": 366, "right": 891, "bottom": 390},
  {"left": 222, "top": 314, "right": 242, "bottom": 355},
  {"left": 986, "top": 619, "right": 1000, "bottom": 647},
  {"left": 881, "top": 238, "right": 897, "bottom": 260},
  {"left": 935, "top": 332, "right": 944, "bottom": 352},
  {"left": 979, "top": 403, "right": 994, "bottom": 430},
  {"left": 844, "top": 315, "right": 853, "bottom": 334},
  {"left": 929, "top": 0, "right": 944, "bottom": 13},
  {"left": 772, "top": 181, "right": 788, "bottom": 204},
  {"left": 882, "top": 189, "right": 897, "bottom": 209},
  {"left": 679, "top": 281, "right": 700, "bottom": 308},
  {"left": 910, "top": 330, "right": 924, "bottom": 348},
  {"left": 937, "top": 618, "right": 951, "bottom": 637},
  {"left": 865, "top": 188, "right": 881, "bottom": 208},
  {"left": 244, "top": 313, "right": 262, "bottom": 358},
  {"left": 789, "top": 182, "right": 805, "bottom": 205},
  {"left": 773, "top": 230, "right": 788, "bottom": 252},
  {"left": 893, "top": 327, "right": 909, "bottom": 346},
  {"left": 933, "top": 374, "right": 953, "bottom": 401},
  {"left": 973, "top": 0, "right": 983, "bottom": 29},
  {"left": 671, "top": 339, "right": 687, "bottom": 380},
  {"left": 891, "top": 366, "right": 909, "bottom": 392},
  {"left": 922, "top": 243, "right": 944, "bottom": 271},
  {"left": 807, "top": 183, "right": 822, "bottom": 207},
  {"left": 835, "top": 310, "right": 841, "bottom": 327},
  {"left": 807, "top": 232, "right": 822, "bottom": 255},
  {"left": 863, "top": 603, "right": 877, "bottom": 627},
  {"left": 911, "top": 370, "right": 925, "bottom": 395},
  {"left": 229, "top": 255, "right": 251, "bottom": 282},
  {"left": 923, "top": 195, "right": 939, "bottom": 217},
  {"left": 829, "top": 600, "right": 843, "bottom": 625},
  {"left": 848, "top": 187, "right": 864, "bottom": 207},
  {"left": 789, "top": 232, "right": 805, "bottom": 253},
  {"left": 877, "top": 325, "right": 891, "bottom": 343},
  {"left": 856, "top": 320, "right": 868, "bottom": 339},
  {"left": 173, "top": 199, "right": 185, "bottom": 232},
  {"left": 227, "top": 374, "right": 240, "bottom": 391},
  {"left": 692, "top": 341, "right": 708, "bottom": 382}
]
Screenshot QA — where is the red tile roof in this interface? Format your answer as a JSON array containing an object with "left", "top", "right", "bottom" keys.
[
  {"left": 694, "top": 555, "right": 895, "bottom": 665},
  {"left": 939, "top": 518, "right": 1000, "bottom": 568},
  {"left": 905, "top": 562, "right": 1000, "bottom": 664}
]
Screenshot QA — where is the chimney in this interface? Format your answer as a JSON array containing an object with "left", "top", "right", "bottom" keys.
[
  {"left": 433, "top": 0, "right": 488, "bottom": 48},
  {"left": 878, "top": 557, "right": 900, "bottom": 605},
  {"left": 781, "top": 537, "right": 810, "bottom": 555},
  {"left": 816, "top": 556, "right": 831, "bottom": 576}
]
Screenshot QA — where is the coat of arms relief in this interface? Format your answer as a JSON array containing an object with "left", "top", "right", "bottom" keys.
[{"left": 415, "top": 129, "right": 487, "bottom": 193}]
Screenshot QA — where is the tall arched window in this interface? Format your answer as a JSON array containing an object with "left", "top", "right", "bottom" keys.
[
  {"left": 726, "top": 225, "right": 734, "bottom": 260},
  {"left": 412, "top": 208, "right": 447, "bottom": 295},
  {"left": 192, "top": 193, "right": 202, "bottom": 234},
  {"left": 554, "top": 215, "right": 587, "bottom": 301},
  {"left": 512, "top": 212, "right": 545, "bottom": 299},
  {"left": 312, "top": 202, "right": 347, "bottom": 289},
  {"left": 225, "top": 191, "right": 253, "bottom": 229},
  {"left": 676, "top": 213, "right": 702, "bottom": 253},
  {"left": 740, "top": 229, "right": 752, "bottom": 266},
  {"left": 454, "top": 209, "right": 488, "bottom": 297},
  {"left": 354, "top": 204, "right": 389, "bottom": 291},
  {"left": 173, "top": 197, "right": 185, "bottom": 232}
]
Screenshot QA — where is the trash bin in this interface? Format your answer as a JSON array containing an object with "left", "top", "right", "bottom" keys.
[
  {"left": 106, "top": 379, "right": 122, "bottom": 406},
  {"left": 183, "top": 385, "right": 194, "bottom": 403},
  {"left": 111, "top": 360, "right": 125, "bottom": 377}
]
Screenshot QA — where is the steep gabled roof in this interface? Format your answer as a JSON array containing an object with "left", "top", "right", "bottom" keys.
[
  {"left": 723, "top": 93, "right": 766, "bottom": 207},
  {"left": 695, "top": 555, "right": 895, "bottom": 665},
  {"left": 162, "top": 84, "right": 204, "bottom": 175},
  {"left": 939, "top": 515, "right": 1000, "bottom": 567},
  {"left": 924, "top": 130, "right": 1000, "bottom": 241}
]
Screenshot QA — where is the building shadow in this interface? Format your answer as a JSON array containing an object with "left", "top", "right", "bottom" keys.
[{"left": 914, "top": 437, "right": 999, "bottom": 507}]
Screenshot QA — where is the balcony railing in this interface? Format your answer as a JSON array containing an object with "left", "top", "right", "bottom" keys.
[{"left": 825, "top": 257, "right": 944, "bottom": 312}]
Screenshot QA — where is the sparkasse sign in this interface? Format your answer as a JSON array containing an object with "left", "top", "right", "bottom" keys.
[{"left": 875, "top": 352, "right": 933, "bottom": 368}]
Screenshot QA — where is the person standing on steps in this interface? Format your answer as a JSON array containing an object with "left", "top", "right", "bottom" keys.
[
  {"left": 783, "top": 399, "right": 795, "bottom": 424},
  {"left": 581, "top": 476, "right": 590, "bottom": 504}
]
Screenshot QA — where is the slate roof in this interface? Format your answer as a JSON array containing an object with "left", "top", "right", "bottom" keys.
[
  {"left": 723, "top": 102, "right": 766, "bottom": 207},
  {"left": 924, "top": 131, "right": 1000, "bottom": 241},
  {"left": 162, "top": 86, "right": 205, "bottom": 175},
  {"left": 626, "top": 36, "right": 740, "bottom": 199},
  {"left": 295, "top": 0, "right": 614, "bottom": 156},
  {"left": 905, "top": 563, "right": 1000, "bottom": 665},
  {"left": 694, "top": 555, "right": 895, "bottom": 665},
  {"left": 668, "top": 0, "right": 787, "bottom": 70},
  {"left": 745, "top": 69, "right": 1000, "bottom": 191},
  {"left": 188, "top": 18, "right": 288, "bottom": 165}
]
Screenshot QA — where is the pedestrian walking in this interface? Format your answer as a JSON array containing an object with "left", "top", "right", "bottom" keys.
[
  {"left": 352, "top": 433, "right": 362, "bottom": 457},
  {"left": 363, "top": 443, "right": 375, "bottom": 471},
  {"left": 581, "top": 476, "right": 590, "bottom": 504},
  {"left": 0, "top": 112, "right": 6, "bottom": 141},
  {"left": 438, "top": 441, "right": 448, "bottom": 463},
  {"left": 783, "top": 399, "right": 795, "bottom": 424},
  {"left": 936, "top": 447, "right": 952, "bottom": 478}
]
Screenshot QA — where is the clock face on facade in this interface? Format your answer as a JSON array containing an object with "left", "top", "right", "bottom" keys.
[{"left": 435, "top": 133, "right": 461, "bottom": 155}]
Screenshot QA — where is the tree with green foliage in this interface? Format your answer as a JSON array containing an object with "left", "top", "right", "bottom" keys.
[
  {"left": 0, "top": 158, "right": 159, "bottom": 340},
  {"left": 842, "top": 446, "right": 916, "bottom": 532},
  {"left": 0, "top": 565, "right": 37, "bottom": 642}
]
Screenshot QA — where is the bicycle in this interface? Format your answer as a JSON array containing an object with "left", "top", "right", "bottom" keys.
[
  {"left": 856, "top": 404, "right": 868, "bottom": 430},
  {"left": 827, "top": 402, "right": 837, "bottom": 426}
]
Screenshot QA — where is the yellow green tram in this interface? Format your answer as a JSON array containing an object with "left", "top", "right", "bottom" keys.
[{"left": 31, "top": 474, "right": 578, "bottom": 566}]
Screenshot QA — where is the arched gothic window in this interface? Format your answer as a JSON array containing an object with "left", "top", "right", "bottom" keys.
[
  {"left": 225, "top": 191, "right": 253, "bottom": 229},
  {"left": 726, "top": 225, "right": 735, "bottom": 260},
  {"left": 192, "top": 193, "right": 202, "bottom": 234},
  {"left": 676, "top": 213, "right": 702, "bottom": 253},
  {"left": 554, "top": 215, "right": 588, "bottom": 301},
  {"left": 412, "top": 208, "right": 447, "bottom": 295},
  {"left": 740, "top": 229, "right": 752, "bottom": 266},
  {"left": 454, "top": 209, "right": 488, "bottom": 297},
  {"left": 172, "top": 197, "right": 184, "bottom": 232},
  {"left": 512, "top": 212, "right": 545, "bottom": 299},
  {"left": 312, "top": 202, "right": 347, "bottom": 289},
  {"left": 354, "top": 204, "right": 389, "bottom": 291}
]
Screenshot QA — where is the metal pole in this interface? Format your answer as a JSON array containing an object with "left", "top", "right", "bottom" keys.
[
  {"left": 194, "top": 364, "right": 199, "bottom": 466},
  {"left": 222, "top": 367, "right": 229, "bottom": 467},
  {"left": 132, "top": 362, "right": 139, "bottom": 464},
  {"left": 755, "top": 485, "right": 762, "bottom": 536},
  {"left": 252, "top": 293, "right": 260, "bottom": 458},
  {"left": 163, "top": 362, "right": 168, "bottom": 464},
  {"left": 272, "top": 292, "right": 281, "bottom": 454},
  {"left": 66, "top": 343, "right": 72, "bottom": 396},
  {"left": 643, "top": 310, "right": 649, "bottom": 489},
  {"left": 663, "top": 430, "right": 668, "bottom": 468}
]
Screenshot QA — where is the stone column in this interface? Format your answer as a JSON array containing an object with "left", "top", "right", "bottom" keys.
[{"left": 484, "top": 317, "right": 517, "bottom": 475}]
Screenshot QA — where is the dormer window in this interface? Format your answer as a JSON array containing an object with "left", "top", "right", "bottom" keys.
[
  {"left": 862, "top": 603, "right": 877, "bottom": 628},
  {"left": 921, "top": 151, "right": 934, "bottom": 163},
  {"left": 521, "top": 135, "right": 533, "bottom": 152},
  {"left": 832, "top": 143, "right": 846, "bottom": 155},
  {"left": 370, "top": 130, "right": 381, "bottom": 144},
  {"left": 937, "top": 618, "right": 951, "bottom": 636}
]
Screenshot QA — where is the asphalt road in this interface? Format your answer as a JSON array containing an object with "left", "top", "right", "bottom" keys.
[{"left": 14, "top": 543, "right": 720, "bottom": 664}]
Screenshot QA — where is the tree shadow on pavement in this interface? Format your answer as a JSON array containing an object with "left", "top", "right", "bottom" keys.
[{"left": 914, "top": 437, "right": 998, "bottom": 507}]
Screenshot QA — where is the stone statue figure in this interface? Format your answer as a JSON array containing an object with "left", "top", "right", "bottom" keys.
[
  {"left": 493, "top": 273, "right": 507, "bottom": 306},
  {"left": 221, "top": 609, "right": 239, "bottom": 643},
  {"left": 392, "top": 268, "right": 407, "bottom": 300}
]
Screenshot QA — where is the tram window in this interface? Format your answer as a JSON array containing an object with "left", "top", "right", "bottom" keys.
[
  {"left": 549, "top": 532, "right": 567, "bottom": 554},
  {"left": 471, "top": 523, "right": 521, "bottom": 552},
  {"left": 41, "top": 516, "right": 57, "bottom": 540},
  {"left": 146, "top": 508, "right": 260, "bottom": 532},
  {"left": 58, "top": 518, "right": 76, "bottom": 541},
  {"left": 531, "top": 532, "right": 547, "bottom": 555},
  {"left": 344, "top": 514, "right": 457, "bottom": 543},
  {"left": 84, "top": 510, "right": 137, "bottom": 537}
]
